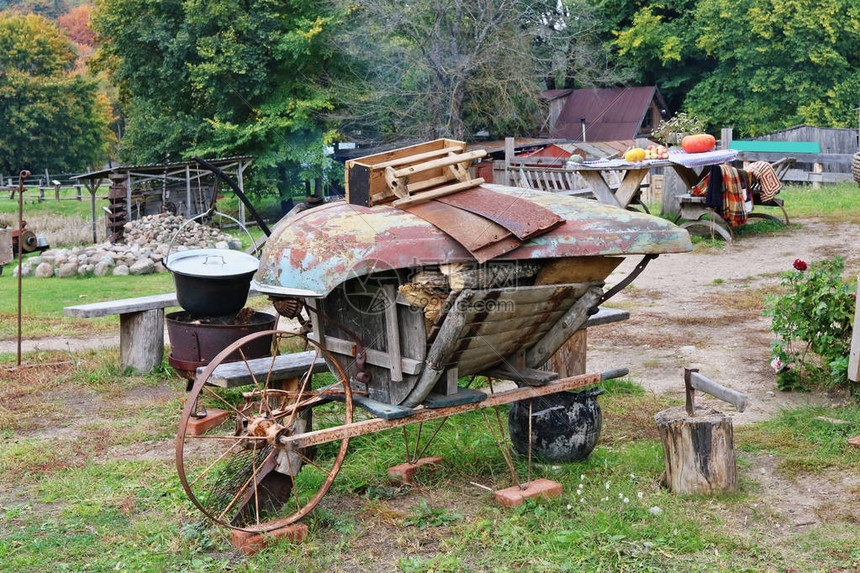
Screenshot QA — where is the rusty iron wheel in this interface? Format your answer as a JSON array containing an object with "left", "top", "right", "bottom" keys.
[{"left": 176, "top": 330, "right": 353, "bottom": 533}]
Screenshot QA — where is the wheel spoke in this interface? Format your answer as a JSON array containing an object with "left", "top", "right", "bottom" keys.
[
  {"left": 296, "top": 451, "right": 331, "bottom": 476},
  {"left": 200, "top": 385, "right": 245, "bottom": 419},
  {"left": 188, "top": 440, "right": 244, "bottom": 487}
]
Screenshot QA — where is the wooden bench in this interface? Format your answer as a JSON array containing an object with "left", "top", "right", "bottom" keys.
[
  {"left": 675, "top": 158, "right": 793, "bottom": 242},
  {"left": 63, "top": 289, "right": 261, "bottom": 373}
]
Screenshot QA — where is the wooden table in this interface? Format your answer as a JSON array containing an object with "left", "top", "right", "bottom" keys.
[{"left": 566, "top": 158, "right": 721, "bottom": 209}]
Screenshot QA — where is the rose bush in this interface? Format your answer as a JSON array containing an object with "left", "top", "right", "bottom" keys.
[{"left": 764, "top": 257, "right": 855, "bottom": 391}]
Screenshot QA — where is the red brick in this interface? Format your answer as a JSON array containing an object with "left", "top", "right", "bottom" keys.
[
  {"left": 185, "top": 408, "right": 230, "bottom": 435},
  {"left": 231, "top": 523, "right": 308, "bottom": 556},
  {"left": 494, "top": 479, "right": 563, "bottom": 507},
  {"left": 387, "top": 456, "right": 445, "bottom": 485}
]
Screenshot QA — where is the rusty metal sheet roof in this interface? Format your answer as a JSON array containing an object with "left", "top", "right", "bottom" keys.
[
  {"left": 551, "top": 87, "right": 657, "bottom": 142},
  {"left": 253, "top": 184, "right": 691, "bottom": 297}
]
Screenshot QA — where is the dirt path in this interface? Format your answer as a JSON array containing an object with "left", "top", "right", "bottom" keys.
[{"left": 588, "top": 218, "right": 860, "bottom": 424}]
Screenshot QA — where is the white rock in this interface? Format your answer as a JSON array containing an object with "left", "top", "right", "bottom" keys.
[
  {"left": 129, "top": 259, "right": 155, "bottom": 275},
  {"left": 56, "top": 262, "right": 78, "bottom": 278},
  {"left": 93, "top": 262, "right": 110, "bottom": 276},
  {"left": 649, "top": 507, "right": 662, "bottom": 515},
  {"left": 12, "top": 263, "right": 33, "bottom": 277},
  {"left": 34, "top": 262, "right": 54, "bottom": 278},
  {"left": 113, "top": 264, "right": 130, "bottom": 276}
]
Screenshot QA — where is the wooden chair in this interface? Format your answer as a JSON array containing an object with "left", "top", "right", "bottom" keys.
[{"left": 674, "top": 157, "right": 794, "bottom": 242}]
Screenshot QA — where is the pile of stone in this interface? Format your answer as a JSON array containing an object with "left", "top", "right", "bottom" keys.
[{"left": 13, "top": 214, "right": 243, "bottom": 279}]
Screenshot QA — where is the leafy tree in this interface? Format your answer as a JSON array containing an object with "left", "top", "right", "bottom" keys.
[
  {"left": 610, "top": 1, "right": 710, "bottom": 112},
  {"left": 2, "top": 0, "right": 69, "bottom": 19},
  {"left": 58, "top": 4, "right": 94, "bottom": 47},
  {"left": 92, "top": 0, "right": 343, "bottom": 198},
  {"left": 686, "top": 0, "right": 860, "bottom": 134},
  {"left": 611, "top": 0, "right": 860, "bottom": 135},
  {"left": 0, "top": 12, "right": 111, "bottom": 173},
  {"left": 335, "top": 0, "right": 628, "bottom": 141}
]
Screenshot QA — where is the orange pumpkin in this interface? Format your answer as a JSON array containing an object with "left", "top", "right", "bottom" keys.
[{"left": 681, "top": 133, "right": 716, "bottom": 153}]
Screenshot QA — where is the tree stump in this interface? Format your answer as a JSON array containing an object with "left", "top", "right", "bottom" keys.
[{"left": 654, "top": 405, "right": 737, "bottom": 495}]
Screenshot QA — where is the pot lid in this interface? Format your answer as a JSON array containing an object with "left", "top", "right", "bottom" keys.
[{"left": 166, "top": 248, "right": 258, "bottom": 278}]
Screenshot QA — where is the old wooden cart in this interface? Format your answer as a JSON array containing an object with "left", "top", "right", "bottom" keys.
[{"left": 176, "top": 184, "right": 691, "bottom": 534}]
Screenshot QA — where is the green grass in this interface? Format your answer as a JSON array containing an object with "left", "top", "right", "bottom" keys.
[
  {"left": 737, "top": 404, "right": 860, "bottom": 477},
  {"left": 1, "top": 363, "right": 860, "bottom": 571},
  {"left": 0, "top": 272, "right": 175, "bottom": 339},
  {"left": 0, "top": 188, "right": 97, "bottom": 219},
  {"left": 779, "top": 182, "right": 860, "bottom": 221}
]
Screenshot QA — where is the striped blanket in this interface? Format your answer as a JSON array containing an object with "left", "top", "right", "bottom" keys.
[
  {"left": 746, "top": 161, "right": 782, "bottom": 202},
  {"left": 691, "top": 165, "right": 754, "bottom": 226}
]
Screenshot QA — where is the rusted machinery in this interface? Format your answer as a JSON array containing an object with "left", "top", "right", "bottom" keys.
[{"left": 175, "top": 142, "right": 692, "bottom": 535}]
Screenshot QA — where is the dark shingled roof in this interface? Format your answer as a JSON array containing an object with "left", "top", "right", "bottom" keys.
[{"left": 551, "top": 86, "right": 659, "bottom": 142}]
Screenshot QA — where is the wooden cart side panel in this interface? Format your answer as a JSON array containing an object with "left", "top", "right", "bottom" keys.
[
  {"left": 440, "top": 282, "right": 598, "bottom": 376},
  {"left": 321, "top": 281, "right": 428, "bottom": 404}
]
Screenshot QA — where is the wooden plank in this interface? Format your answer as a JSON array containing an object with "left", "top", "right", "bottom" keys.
[
  {"left": 736, "top": 151, "right": 853, "bottom": 166},
  {"left": 391, "top": 150, "right": 487, "bottom": 179},
  {"left": 545, "top": 329, "right": 586, "bottom": 378},
  {"left": 613, "top": 169, "right": 650, "bottom": 209},
  {"left": 585, "top": 307, "right": 629, "bottom": 328},
  {"left": 525, "top": 286, "right": 604, "bottom": 368},
  {"left": 64, "top": 289, "right": 261, "bottom": 318},
  {"left": 462, "top": 309, "right": 567, "bottom": 336},
  {"left": 577, "top": 171, "right": 622, "bottom": 207},
  {"left": 383, "top": 284, "right": 403, "bottom": 382},
  {"left": 372, "top": 146, "right": 463, "bottom": 170},
  {"left": 202, "top": 350, "right": 329, "bottom": 388},
  {"left": 324, "top": 336, "right": 423, "bottom": 375},
  {"left": 65, "top": 293, "right": 180, "bottom": 317},
  {"left": 848, "top": 276, "right": 860, "bottom": 382}
]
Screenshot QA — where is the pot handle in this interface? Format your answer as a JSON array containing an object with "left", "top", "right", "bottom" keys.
[{"left": 166, "top": 210, "right": 257, "bottom": 262}]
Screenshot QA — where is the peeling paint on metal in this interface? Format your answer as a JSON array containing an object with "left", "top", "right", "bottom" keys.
[{"left": 254, "top": 185, "right": 692, "bottom": 297}]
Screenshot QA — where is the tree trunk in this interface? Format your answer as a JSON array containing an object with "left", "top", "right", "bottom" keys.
[{"left": 655, "top": 405, "right": 738, "bottom": 495}]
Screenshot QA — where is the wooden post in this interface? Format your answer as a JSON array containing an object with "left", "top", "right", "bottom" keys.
[
  {"left": 125, "top": 173, "right": 133, "bottom": 222},
  {"left": 812, "top": 162, "right": 823, "bottom": 189},
  {"left": 847, "top": 274, "right": 860, "bottom": 382},
  {"left": 720, "top": 127, "right": 733, "bottom": 150},
  {"left": 185, "top": 164, "right": 192, "bottom": 218},
  {"left": 504, "top": 137, "right": 515, "bottom": 186},
  {"left": 655, "top": 405, "right": 738, "bottom": 495},
  {"left": 119, "top": 309, "right": 164, "bottom": 373},
  {"left": 75, "top": 185, "right": 82, "bottom": 201},
  {"left": 90, "top": 186, "right": 97, "bottom": 243}
]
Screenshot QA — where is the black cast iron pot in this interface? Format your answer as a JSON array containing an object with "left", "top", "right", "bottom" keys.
[
  {"left": 165, "top": 248, "right": 259, "bottom": 316},
  {"left": 508, "top": 387, "right": 605, "bottom": 463}
]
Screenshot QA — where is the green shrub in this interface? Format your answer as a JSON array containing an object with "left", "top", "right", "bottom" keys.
[{"left": 764, "top": 257, "right": 855, "bottom": 391}]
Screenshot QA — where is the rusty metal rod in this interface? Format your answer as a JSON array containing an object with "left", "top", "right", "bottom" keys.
[
  {"left": 283, "top": 368, "right": 627, "bottom": 449},
  {"left": 15, "top": 170, "right": 30, "bottom": 365}
]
